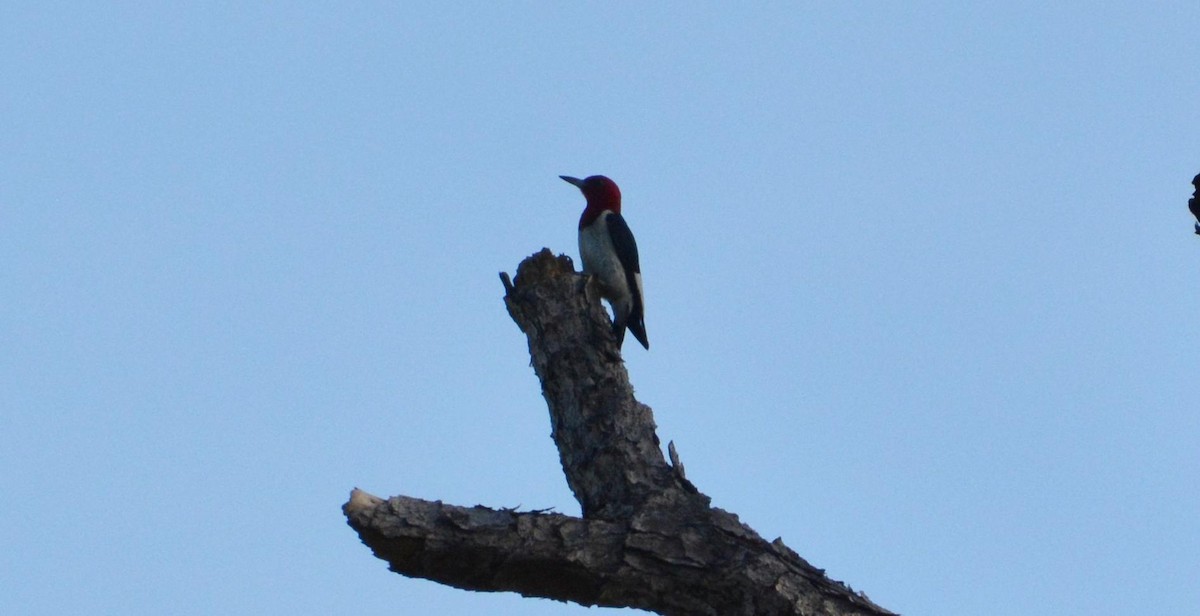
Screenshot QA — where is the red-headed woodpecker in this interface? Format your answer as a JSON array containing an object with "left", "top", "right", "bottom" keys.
[{"left": 561, "top": 174, "right": 649, "bottom": 350}]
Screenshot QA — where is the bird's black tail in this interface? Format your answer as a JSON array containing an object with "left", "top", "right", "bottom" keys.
[
  {"left": 611, "top": 312, "right": 648, "bottom": 351},
  {"left": 626, "top": 311, "right": 649, "bottom": 350}
]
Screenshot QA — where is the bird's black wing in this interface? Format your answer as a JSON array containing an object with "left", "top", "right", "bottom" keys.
[
  {"left": 605, "top": 213, "right": 641, "bottom": 276},
  {"left": 606, "top": 213, "right": 649, "bottom": 349}
]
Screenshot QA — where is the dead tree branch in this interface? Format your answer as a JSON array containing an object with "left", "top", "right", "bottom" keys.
[{"left": 344, "top": 248, "right": 895, "bottom": 616}]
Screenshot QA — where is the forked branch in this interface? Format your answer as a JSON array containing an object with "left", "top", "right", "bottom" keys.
[{"left": 344, "top": 249, "right": 894, "bottom": 616}]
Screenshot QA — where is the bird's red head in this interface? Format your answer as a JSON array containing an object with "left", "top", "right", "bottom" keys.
[{"left": 561, "top": 175, "right": 621, "bottom": 227}]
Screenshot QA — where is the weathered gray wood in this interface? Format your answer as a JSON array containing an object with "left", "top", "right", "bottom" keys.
[
  {"left": 500, "top": 250, "right": 701, "bottom": 520},
  {"left": 344, "top": 248, "right": 895, "bottom": 616}
]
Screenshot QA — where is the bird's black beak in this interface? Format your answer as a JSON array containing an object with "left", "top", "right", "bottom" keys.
[{"left": 560, "top": 175, "right": 584, "bottom": 188}]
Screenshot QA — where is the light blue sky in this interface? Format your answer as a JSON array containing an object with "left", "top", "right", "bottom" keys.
[{"left": 3, "top": 3, "right": 1197, "bottom": 614}]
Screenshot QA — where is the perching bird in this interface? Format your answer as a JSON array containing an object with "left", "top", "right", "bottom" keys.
[
  {"left": 561, "top": 175, "right": 649, "bottom": 350},
  {"left": 1189, "top": 173, "right": 1200, "bottom": 236}
]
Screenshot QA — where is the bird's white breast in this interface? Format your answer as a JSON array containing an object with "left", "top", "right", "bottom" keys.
[{"left": 578, "top": 211, "right": 631, "bottom": 304}]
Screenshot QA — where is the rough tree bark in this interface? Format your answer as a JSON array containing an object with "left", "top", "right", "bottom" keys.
[{"left": 343, "top": 248, "right": 895, "bottom": 616}]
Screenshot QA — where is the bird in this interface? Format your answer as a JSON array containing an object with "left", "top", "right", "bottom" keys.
[
  {"left": 1189, "top": 173, "right": 1200, "bottom": 236},
  {"left": 561, "top": 174, "right": 649, "bottom": 350}
]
